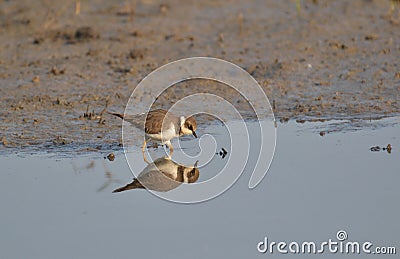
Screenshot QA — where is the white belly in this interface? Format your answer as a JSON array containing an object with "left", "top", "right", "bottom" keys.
[{"left": 146, "top": 123, "right": 177, "bottom": 144}]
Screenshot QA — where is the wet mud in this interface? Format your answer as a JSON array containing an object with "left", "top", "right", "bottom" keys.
[{"left": 0, "top": 0, "right": 399, "bottom": 153}]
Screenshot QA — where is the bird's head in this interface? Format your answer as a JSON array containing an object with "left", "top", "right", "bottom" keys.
[
  {"left": 180, "top": 116, "right": 197, "bottom": 138},
  {"left": 183, "top": 166, "right": 200, "bottom": 183}
]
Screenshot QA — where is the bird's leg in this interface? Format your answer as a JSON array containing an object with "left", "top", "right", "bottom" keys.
[
  {"left": 166, "top": 141, "right": 174, "bottom": 158},
  {"left": 141, "top": 139, "right": 147, "bottom": 152},
  {"left": 142, "top": 139, "right": 150, "bottom": 164}
]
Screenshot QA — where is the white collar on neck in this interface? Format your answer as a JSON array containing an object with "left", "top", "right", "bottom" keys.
[{"left": 179, "top": 116, "right": 185, "bottom": 127}]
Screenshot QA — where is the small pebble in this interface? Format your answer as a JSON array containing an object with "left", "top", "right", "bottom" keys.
[
  {"left": 1, "top": 137, "right": 8, "bottom": 146},
  {"left": 32, "top": 76, "right": 40, "bottom": 83},
  {"left": 105, "top": 153, "right": 115, "bottom": 161},
  {"left": 386, "top": 144, "right": 392, "bottom": 154},
  {"left": 50, "top": 66, "right": 65, "bottom": 75}
]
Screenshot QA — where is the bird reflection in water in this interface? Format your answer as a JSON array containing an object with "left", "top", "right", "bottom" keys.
[{"left": 113, "top": 157, "right": 199, "bottom": 193}]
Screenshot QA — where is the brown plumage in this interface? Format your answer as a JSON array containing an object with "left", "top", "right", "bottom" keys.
[
  {"left": 108, "top": 109, "right": 197, "bottom": 161},
  {"left": 112, "top": 157, "right": 200, "bottom": 193},
  {"left": 143, "top": 109, "right": 180, "bottom": 135}
]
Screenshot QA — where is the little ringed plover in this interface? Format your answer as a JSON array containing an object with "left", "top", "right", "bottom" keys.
[
  {"left": 112, "top": 157, "right": 199, "bottom": 193},
  {"left": 109, "top": 109, "right": 197, "bottom": 161}
]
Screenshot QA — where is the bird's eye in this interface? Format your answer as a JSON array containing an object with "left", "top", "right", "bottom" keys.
[{"left": 188, "top": 125, "right": 193, "bottom": 131}]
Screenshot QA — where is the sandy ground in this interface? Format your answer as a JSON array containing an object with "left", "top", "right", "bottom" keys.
[{"left": 0, "top": 0, "right": 399, "bottom": 152}]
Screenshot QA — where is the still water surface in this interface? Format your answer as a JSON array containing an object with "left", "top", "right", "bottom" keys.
[{"left": 1, "top": 118, "right": 399, "bottom": 258}]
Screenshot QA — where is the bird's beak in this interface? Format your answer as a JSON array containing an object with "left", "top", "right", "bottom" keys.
[
  {"left": 192, "top": 131, "right": 197, "bottom": 138},
  {"left": 194, "top": 160, "right": 199, "bottom": 167}
]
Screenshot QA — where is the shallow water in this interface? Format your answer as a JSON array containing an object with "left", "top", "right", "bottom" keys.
[{"left": 1, "top": 117, "right": 399, "bottom": 258}]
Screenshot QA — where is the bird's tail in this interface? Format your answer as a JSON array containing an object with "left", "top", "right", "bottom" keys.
[
  {"left": 108, "top": 111, "right": 125, "bottom": 120},
  {"left": 112, "top": 179, "right": 144, "bottom": 193}
]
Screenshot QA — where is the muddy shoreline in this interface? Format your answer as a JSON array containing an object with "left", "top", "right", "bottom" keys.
[{"left": 1, "top": 0, "right": 399, "bottom": 152}]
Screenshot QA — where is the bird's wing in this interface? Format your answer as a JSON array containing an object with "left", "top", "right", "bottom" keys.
[
  {"left": 134, "top": 169, "right": 182, "bottom": 192},
  {"left": 145, "top": 109, "right": 179, "bottom": 135},
  {"left": 109, "top": 109, "right": 179, "bottom": 135}
]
